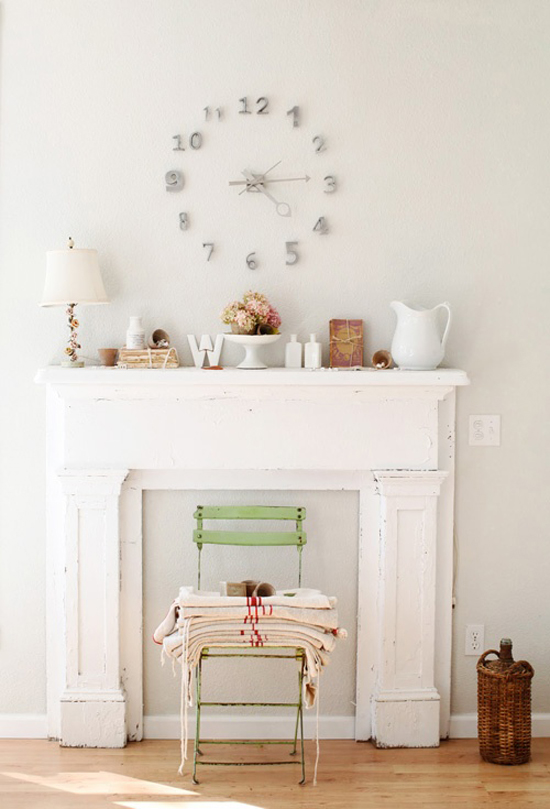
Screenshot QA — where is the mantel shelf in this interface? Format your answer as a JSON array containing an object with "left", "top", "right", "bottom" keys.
[{"left": 36, "top": 366, "right": 469, "bottom": 388}]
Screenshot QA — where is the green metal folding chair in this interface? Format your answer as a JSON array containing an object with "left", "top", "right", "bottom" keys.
[{"left": 191, "top": 505, "right": 307, "bottom": 784}]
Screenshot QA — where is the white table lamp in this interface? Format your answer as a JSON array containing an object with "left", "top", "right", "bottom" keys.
[{"left": 40, "top": 238, "right": 109, "bottom": 367}]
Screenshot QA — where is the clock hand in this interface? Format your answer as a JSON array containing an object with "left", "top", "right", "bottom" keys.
[
  {"left": 241, "top": 168, "right": 291, "bottom": 217},
  {"left": 229, "top": 174, "right": 310, "bottom": 187}
]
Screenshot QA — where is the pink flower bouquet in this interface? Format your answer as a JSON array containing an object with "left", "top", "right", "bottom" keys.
[{"left": 221, "top": 291, "right": 281, "bottom": 335}]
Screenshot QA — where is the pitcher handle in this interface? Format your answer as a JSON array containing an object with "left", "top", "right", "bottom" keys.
[{"left": 436, "top": 302, "right": 452, "bottom": 349}]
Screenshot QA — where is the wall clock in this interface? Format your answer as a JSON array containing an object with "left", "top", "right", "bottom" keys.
[{"left": 164, "top": 96, "right": 338, "bottom": 271}]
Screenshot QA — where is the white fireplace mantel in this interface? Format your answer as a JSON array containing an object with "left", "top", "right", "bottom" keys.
[{"left": 36, "top": 366, "right": 468, "bottom": 749}]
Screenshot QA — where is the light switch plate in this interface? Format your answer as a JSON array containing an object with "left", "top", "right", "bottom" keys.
[{"left": 469, "top": 415, "right": 501, "bottom": 446}]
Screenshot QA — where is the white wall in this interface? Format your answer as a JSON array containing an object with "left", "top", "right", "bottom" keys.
[{"left": 1, "top": 0, "right": 549, "bottom": 727}]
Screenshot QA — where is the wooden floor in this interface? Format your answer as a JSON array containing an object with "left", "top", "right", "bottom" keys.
[{"left": 1, "top": 738, "right": 549, "bottom": 808}]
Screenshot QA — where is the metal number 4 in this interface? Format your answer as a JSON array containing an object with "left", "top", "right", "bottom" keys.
[
  {"left": 313, "top": 217, "right": 329, "bottom": 235},
  {"left": 203, "top": 242, "right": 214, "bottom": 261}
]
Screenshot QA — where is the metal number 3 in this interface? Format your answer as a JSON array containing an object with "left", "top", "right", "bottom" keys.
[{"left": 324, "top": 175, "right": 336, "bottom": 193}]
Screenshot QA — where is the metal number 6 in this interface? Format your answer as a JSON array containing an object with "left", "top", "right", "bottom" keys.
[{"left": 246, "top": 252, "right": 258, "bottom": 270}]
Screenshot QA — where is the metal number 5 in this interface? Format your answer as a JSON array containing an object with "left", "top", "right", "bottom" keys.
[{"left": 285, "top": 241, "right": 299, "bottom": 265}]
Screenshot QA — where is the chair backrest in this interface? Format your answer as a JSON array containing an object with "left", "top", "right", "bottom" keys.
[{"left": 193, "top": 505, "right": 307, "bottom": 589}]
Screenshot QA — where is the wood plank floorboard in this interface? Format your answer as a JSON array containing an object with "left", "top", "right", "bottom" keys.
[{"left": 0, "top": 739, "right": 549, "bottom": 808}]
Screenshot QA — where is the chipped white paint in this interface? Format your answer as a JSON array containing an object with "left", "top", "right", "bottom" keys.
[{"left": 36, "top": 367, "right": 468, "bottom": 747}]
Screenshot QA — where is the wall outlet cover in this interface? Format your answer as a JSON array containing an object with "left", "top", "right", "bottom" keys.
[{"left": 469, "top": 415, "right": 501, "bottom": 446}]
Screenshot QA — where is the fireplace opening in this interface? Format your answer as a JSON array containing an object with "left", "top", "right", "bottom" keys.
[{"left": 143, "top": 489, "right": 359, "bottom": 736}]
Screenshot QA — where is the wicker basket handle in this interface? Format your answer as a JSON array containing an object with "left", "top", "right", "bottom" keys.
[
  {"left": 505, "top": 660, "right": 535, "bottom": 678},
  {"left": 477, "top": 649, "right": 500, "bottom": 667}
]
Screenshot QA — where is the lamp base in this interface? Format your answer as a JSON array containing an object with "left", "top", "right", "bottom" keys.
[{"left": 61, "top": 359, "right": 85, "bottom": 368}]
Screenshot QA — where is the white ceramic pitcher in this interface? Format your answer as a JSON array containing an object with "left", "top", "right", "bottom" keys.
[{"left": 390, "top": 301, "right": 452, "bottom": 370}]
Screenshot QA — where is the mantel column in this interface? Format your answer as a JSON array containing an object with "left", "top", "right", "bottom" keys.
[
  {"left": 58, "top": 469, "right": 129, "bottom": 747},
  {"left": 372, "top": 471, "right": 448, "bottom": 748}
]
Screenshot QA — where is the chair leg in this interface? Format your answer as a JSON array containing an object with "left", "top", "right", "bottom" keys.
[
  {"left": 291, "top": 654, "right": 302, "bottom": 756},
  {"left": 298, "top": 654, "right": 306, "bottom": 784},
  {"left": 192, "top": 657, "right": 203, "bottom": 785}
]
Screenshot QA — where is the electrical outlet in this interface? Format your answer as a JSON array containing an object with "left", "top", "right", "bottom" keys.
[
  {"left": 465, "top": 624, "right": 485, "bottom": 656},
  {"left": 469, "top": 415, "right": 501, "bottom": 446}
]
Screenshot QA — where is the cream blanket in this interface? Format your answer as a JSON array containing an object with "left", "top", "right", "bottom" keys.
[{"left": 155, "top": 586, "right": 346, "bottom": 780}]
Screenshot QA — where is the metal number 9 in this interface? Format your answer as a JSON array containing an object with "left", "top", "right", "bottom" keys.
[
  {"left": 246, "top": 252, "right": 258, "bottom": 270},
  {"left": 165, "top": 170, "right": 184, "bottom": 191}
]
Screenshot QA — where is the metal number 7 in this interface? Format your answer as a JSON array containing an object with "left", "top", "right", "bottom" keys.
[{"left": 202, "top": 242, "right": 214, "bottom": 261}]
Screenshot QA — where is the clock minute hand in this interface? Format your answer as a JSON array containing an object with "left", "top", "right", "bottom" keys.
[{"left": 228, "top": 174, "right": 310, "bottom": 187}]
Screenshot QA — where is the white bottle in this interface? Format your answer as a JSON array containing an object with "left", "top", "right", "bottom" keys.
[
  {"left": 285, "top": 334, "right": 303, "bottom": 368},
  {"left": 126, "top": 316, "right": 146, "bottom": 349},
  {"left": 304, "top": 333, "right": 322, "bottom": 369}
]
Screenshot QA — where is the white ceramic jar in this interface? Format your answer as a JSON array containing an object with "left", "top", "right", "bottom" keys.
[{"left": 126, "top": 316, "right": 146, "bottom": 349}]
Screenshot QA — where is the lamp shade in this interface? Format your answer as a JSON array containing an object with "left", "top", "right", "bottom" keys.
[{"left": 40, "top": 248, "right": 109, "bottom": 306}]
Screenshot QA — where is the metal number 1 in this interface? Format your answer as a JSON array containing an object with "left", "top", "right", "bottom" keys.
[
  {"left": 287, "top": 106, "right": 300, "bottom": 127},
  {"left": 239, "top": 97, "right": 251, "bottom": 114}
]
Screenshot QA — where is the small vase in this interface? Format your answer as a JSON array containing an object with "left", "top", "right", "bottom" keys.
[{"left": 126, "top": 316, "right": 146, "bottom": 349}]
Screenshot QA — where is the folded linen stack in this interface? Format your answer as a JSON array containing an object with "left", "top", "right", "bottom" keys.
[{"left": 154, "top": 586, "right": 346, "bottom": 777}]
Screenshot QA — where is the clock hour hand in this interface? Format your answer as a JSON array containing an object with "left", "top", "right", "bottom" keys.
[{"left": 241, "top": 169, "right": 291, "bottom": 217}]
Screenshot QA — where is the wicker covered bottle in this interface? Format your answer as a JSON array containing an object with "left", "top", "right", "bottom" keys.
[{"left": 477, "top": 638, "right": 534, "bottom": 765}]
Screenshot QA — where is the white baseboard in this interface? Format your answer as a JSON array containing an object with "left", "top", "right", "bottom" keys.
[
  {"left": 449, "top": 712, "right": 550, "bottom": 739},
  {"left": 0, "top": 714, "right": 48, "bottom": 739},
  {"left": 3, "top": 712, "right": 550, "bottom": 741},
  {"left": 143, "top": 714, "right": 355, "bottom": 740}
]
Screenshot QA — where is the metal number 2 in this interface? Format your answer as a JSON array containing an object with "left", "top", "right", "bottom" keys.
[
  {"left": 256, "top": 97, "right": 269, "bottom": 114},
  {"left": 313, "top": 217, "right": 329, "bottom": 235},
  {"left": 246, "top": 252, "right": 258, "bottom": 270},
  {"left": 179, "top": 212, "right": 189, "bottom": 230},
  {"left": 313, "top": 135, "right": 326, "bottom": 153},
  {"left": 203, "top": 242, "right": 214, "bottom": 261},
  {"left": 285, "top": 241, "right": 299, "bottom": 265}
]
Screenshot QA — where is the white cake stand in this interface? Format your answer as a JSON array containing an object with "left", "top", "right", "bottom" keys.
[{"left": 224, "top": 333, "right": 281, "bottom": 369}]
